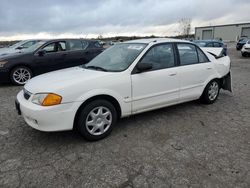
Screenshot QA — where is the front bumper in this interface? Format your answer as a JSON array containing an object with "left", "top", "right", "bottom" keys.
[
  {"left": 16, "top": 90, "right": 82, "bottom": 132},
  {"left": 241, "top": 48, "right": 250, "bottom": 54},
  {"left": 0, "top": 68, "right": 10, "bottom": 83}
]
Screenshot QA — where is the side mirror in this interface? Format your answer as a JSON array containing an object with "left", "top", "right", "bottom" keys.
[
  {"left": 37, "top": 49, "right": 46, "bottom": 56},
  {"left": 136, "top": 63, "right": 152, "bottom": 72}
]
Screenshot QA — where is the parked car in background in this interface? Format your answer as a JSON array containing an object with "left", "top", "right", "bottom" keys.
[
  {"left": 193, "top": 40, "right": 227, "bottom": 56},
  {"left": 15, "top": 38, "right": 232, "bottom": 141},
  {"left": 0, "top": 40, "right": 41, "bottom": 56},
  {"left": 236, "top": 37, "right": 250, "bottom": 50},
  {"left": 241, "top": 40, "right": 250, "bottom": 57},
  {"left": 0, "top": 39, "right": 104, "bottom": 85}
]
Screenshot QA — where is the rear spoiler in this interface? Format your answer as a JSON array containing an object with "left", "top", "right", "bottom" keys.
[{"left": 201, "top": 47, "right": 224, "bottom": 59}]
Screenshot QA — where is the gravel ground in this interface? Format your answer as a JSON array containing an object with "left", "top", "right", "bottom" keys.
[{"left": 0, "top": 44, "right": 250, "bottom": 188}]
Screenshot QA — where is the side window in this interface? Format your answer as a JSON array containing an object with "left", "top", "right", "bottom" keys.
[
  {"left": 197, "top": 48, "right": 209, "bottom": 63},
  {"left": 82, "top": 41, "right": 89, "bottom": 49},
  {"left": 42, "top": 42, "right": 56, "bottom": 53},
  {"left": 69, "top": 40, "right": 83, "bottom": 51},
  {"left": 139, "top": 44, "right": 175, "bottom": 71},
  {"left": 177, "top": 44, "right": 198, "bottom": 65},
  {"left": 94, "top": 41, "right": 101, "bottom": 48},
  {"left": 42, "top": 42, "right": 66, "bottom": 53},
  {"left": 58, "top": 42, "right": 66, "bottom": 51},
  {"left": 206, "top": 42, "right": 213, "bottom": 47},
  {"left": 213, "top": 42, "right": 222, "bottom": 47}
]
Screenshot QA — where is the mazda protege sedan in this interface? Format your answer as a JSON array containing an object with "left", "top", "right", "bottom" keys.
[{"left": 16, "top": 38, "right": 232, "bottom": 141}]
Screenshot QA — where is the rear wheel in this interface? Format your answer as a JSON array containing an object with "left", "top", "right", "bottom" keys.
[
  {"left": 77, "top": 100, "right": 117, "bottom": 141},
  {"left": 10, "top": 66, "right": 32, "bottom": 85},
  {"left": 200, "top": 80, "right": 220, "bottom": 104}
]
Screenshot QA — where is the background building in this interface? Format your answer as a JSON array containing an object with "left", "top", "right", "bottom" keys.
[{"left": 195, "top": 22, "right": 250, "bottom": 42}]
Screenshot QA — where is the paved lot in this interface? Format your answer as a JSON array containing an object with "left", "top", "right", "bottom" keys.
[{"left": 0, "top": 45, "right": 250, "bottom": 188}]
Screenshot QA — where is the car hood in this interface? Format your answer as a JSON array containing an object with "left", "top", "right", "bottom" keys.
[
  {"left": 24, "top": 66, "right": 111, "bottom": 94},
  {"left": 0, "top": 47, "right": 18, "bottom": 56}
]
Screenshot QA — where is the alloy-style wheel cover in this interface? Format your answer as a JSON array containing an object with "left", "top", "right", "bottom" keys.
[
  {"left": 13, "top": 68, "right": 31, "bottom": 84},
  {"left": 208, "top": 81, "right": 219, "bottom": 101},
  {"left": 85, "top": 106, "right": 112, "bottom": 136}
]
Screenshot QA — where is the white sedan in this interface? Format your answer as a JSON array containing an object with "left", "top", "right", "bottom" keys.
[
  {"left": 16, "top": 38, "right": 232, "bottom": 141},
  {"left": 241, "top": 40, "right": 250, "bottom": 57}
]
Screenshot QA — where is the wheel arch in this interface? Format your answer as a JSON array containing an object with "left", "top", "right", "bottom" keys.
[
  {"left": 73, "top": 94, "right": 122, "bottom": 130},
  {"left": 200, "top": 77, "right": 222, "bottom": 98}
]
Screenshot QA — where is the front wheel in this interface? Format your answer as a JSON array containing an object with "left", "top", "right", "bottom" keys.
[
  {"left": 77, "top": 100, "right": 117, "bottom": 141},
  {"left": 10, "top": 66, "right": 32, "bottom": 85},
  {"left": 200, "top": 80, "right": 220, "bottom": 104}
]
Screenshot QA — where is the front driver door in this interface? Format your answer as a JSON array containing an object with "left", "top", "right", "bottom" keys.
[
  {"left": 33, "top": 41, "right": 68, "bottom": 74},
  {"left": 131, "top": 43, "right": 179, "bottom": 114}
]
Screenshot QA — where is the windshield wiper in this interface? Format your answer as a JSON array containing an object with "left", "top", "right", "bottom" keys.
[{"left": 85, "top": 65, "right": 108, "bottom": 72}]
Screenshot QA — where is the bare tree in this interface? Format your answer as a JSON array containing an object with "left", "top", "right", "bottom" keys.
[
  {"left": 178, "top": 18, "right": 192, "bottom": 37},
  {"left": 97, "top": 35, "right": 103, "bottom": 39}
]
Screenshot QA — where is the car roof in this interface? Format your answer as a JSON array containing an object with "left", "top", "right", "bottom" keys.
[
  {"left": 38, "top": 38, "right": 98, "bottom": 43},
  {"left": 194, "top": 40, "right": 223, "bottom": 43},
  {"left": 125, "top": 38, "right": 188, "bottom": 44}
]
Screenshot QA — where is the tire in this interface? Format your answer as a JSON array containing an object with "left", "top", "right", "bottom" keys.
[
  {"left": 77, "top": 100, "right": 117, "bottom": 141},
  {"left": 10, "top": 66, "right": 33, "bottom": 85},
  {"left": 242, "top": 53, "right": 247, "bottom": 57},
  {"left": 200, "top": 80, "right": 220, "bottom": 104}
]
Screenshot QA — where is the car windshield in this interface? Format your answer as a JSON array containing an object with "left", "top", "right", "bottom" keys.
[
  {"left": 194, "top": 41, "right": 207, "bottom": 47},
  {"left": 84, "top": 43, "right": 147, "bottom": 72},
  {"left": 22, "top": 41, "right": 47, "bottom": 53}
]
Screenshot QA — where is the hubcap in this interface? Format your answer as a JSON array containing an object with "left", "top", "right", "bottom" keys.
[
  {"left": 208, "top": 81, "right": 219, "bottom": 101},
  {"left": 13, "top": 68, "right": 31, "bottom": 84},
  {"left": 86, "top": 106, "right": 112, "bottom": 136}
]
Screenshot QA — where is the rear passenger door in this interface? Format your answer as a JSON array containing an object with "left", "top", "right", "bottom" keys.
[
  {"left": 177, "top": 43, "right": 214, "bottom": 101},
  {"left": 63, "top": 40, "right": 89, "bottom": 68}
]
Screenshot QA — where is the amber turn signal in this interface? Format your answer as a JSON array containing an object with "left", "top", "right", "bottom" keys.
[{"left": 42, "top": 93, "right": 62, "bottom": 106}]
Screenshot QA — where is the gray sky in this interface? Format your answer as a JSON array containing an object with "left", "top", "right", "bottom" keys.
[{"left": 0, "top": 0, "right": 249, "bottom": 40}]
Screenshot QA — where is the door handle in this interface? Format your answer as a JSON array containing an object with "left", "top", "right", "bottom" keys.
[
  {"left": 169, "top": 73, "right": 177, "bottom": 76},
  {"left": 206, "top": 67, "right": 212, "bottom": 70}
]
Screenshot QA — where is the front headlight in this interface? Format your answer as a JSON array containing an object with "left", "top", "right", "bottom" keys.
[
  {"left": 31, "top": 93, "right": 62, "bottom": 106},
  {"left": 0, "top": 61, "right": 8, "bottom": 68}
]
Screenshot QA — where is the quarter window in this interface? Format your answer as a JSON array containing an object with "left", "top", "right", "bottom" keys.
[
  {"left": 139, "top": 44, "right": 175, "bottom": 71},
  {"left": 177, "top": 44, "right": 199, "bottom": 65},
  {"left": 197, "top": 48, "right": 209, "bottom": 63}
]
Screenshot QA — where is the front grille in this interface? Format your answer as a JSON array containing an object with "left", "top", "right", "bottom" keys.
[{"left": 23, "top": 89, "right": 32, "bottom": 100}]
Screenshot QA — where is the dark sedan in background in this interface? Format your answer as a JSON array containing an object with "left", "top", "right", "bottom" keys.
[
  {"left": 0, "top": 39, "right": 104, "bottom": 85},
  {"left": 236, "top": 37, "right": 250, "bottom": 50},
  {"left": 193, "top": 40, "right": 227, "bottom": 56}
]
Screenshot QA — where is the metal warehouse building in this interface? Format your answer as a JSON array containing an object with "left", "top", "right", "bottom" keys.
[{"left": 195, "top": 22, "right": 250, "bottom": 42}]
